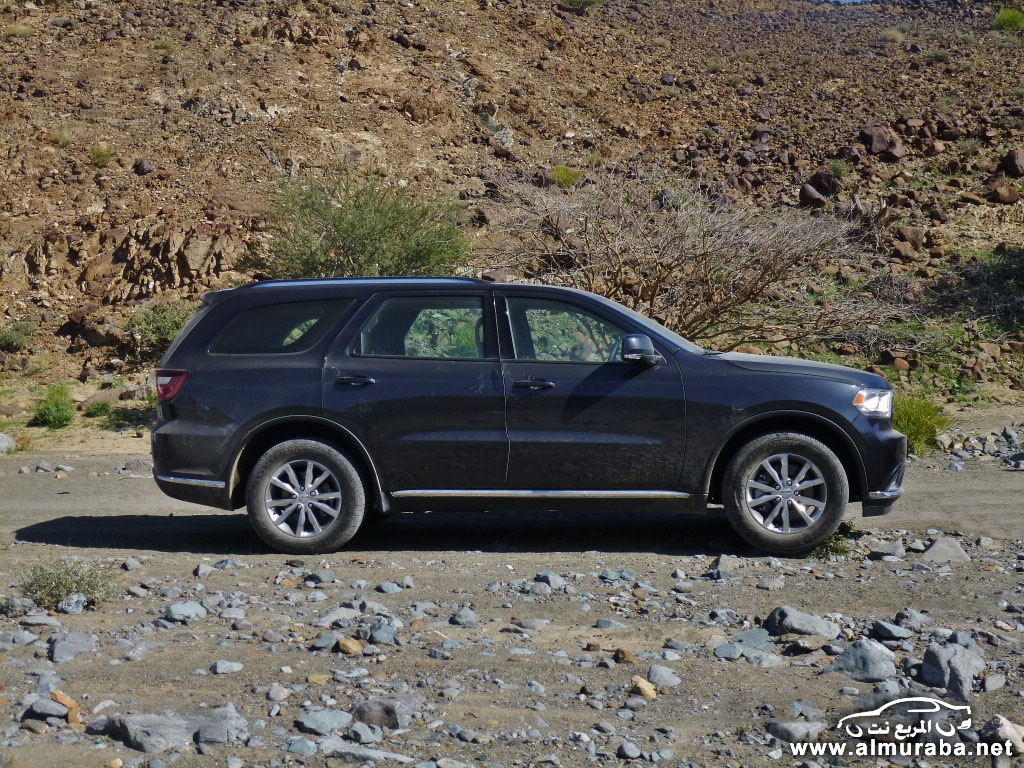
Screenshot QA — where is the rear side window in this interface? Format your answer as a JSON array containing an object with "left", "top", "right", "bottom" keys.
[
  {"left": 210, "top": 299, "right": 355, "bottom": 355},
  {"left": 358, "top": 296, "right": 486, "bottom": 359}
]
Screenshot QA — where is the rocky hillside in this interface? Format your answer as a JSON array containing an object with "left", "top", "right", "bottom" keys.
[{"left": 0, "top": 0, "right": 1022, "bottom": 382}]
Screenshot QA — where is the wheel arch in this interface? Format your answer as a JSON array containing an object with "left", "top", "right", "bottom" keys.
[
  {"left": 704, "top": 411, "right": 866, "bottom": 504},
  {"left": 227, "top": 417, "right": 386, "bottom": 513}
]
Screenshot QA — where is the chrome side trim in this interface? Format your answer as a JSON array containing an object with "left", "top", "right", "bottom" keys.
[
  {"left": 156, "top": 474, "right": 226, "bottom": 489},
  {"left": 390, "top": 489, "right": 690, "bottom": 499},
  {"left": 867, "top": 489, "right": 902, "bottom": 501}
]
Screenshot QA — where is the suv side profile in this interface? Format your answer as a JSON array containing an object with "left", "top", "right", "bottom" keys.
[{"left": 152, "top": 278, "right": 906, "bottom": 555}]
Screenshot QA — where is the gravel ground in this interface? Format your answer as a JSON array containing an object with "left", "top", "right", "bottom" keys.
[{"left": 0, "top": 447, "right": 1022, "bottom": 768}]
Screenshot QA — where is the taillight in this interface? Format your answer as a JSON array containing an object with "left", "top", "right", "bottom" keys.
[{"left": 155, "top": 369, "right": 188, "bottom": 402}]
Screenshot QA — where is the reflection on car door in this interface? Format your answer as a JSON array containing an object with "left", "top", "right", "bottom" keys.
[{"left": 499, "top": 293, "right": 687, "bottom": 491}]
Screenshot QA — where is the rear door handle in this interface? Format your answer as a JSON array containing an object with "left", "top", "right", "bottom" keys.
[
  {"left": 513, "top": 378, "right": 555, "bottom": 390},
  {"left": 335, "top": 375, "right": 375, "bottom": 387}
]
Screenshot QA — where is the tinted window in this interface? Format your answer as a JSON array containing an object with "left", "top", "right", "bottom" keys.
[
  {"left": 359, "top": 296, "right": 486, "bottom": 359},
  {"left": 508, "top": 297, "right": 627, "bottom": 363},
  {"left": 210, "top": 299, "right": 354, "bottom": 354}
]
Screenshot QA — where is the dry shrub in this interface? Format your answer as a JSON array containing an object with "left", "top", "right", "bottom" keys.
[{"left": 488, "top": 171, "right": 885, "bottom": 348}]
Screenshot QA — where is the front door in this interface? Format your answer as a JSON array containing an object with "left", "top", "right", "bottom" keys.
[
  {"left": 500, "top": 293, "right": 687, "bottom": 491},
  {"left": 323, "top": 291, "right": 508, "bottom": 491}
]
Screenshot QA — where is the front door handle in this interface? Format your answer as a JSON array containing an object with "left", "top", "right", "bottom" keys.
[
  {"left": 335, "top": 375, "right": 376, "bottom": 387},
  {"left": 513, "top": 378, "right": 555, "bottom": 390}
]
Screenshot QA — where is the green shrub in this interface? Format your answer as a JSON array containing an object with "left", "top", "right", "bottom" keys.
[
  {"left": 894, "top": 393, "right": 952, "bottom": 455},
  {"left": 810, "top": 522, "right": 854, "bottom": 559},
  {"left": 926, "top": 50, "right": 951, "bottom": 64},
  {"left": 30, "top": 383, "right": 75, "bottom": 429},
  {"left": 240, "top": 178, "right": 469, "bottom": 280},
  {"left": 49, "top": 129, "right": 72, "bottom": 148},
  {"left": 20, "top": 559, "right": 115, "bottom": 610},
  {"left": 0, "top": 320, "right": 34, "bottom": 352},
  {"left": 826, "top": 159, "right": 852, "bottom": 180},
  {"left": 89, "top": 145, "right": 116, "bottom": 167},
  {"left": 559, "top": 0, "right": 605, "bottom": 13},
  {"left": 125, "top": 301, "right": 199, "bottom": 362},
  {"left": 880, "top": 27, "right": 904, "bottom": 43},
  {"left": 552, "top": 165, "right": 582, "bottom": 189},
  {"left": 992, "top": 7, "right": 1024, "bottom": 30},
  {"left": 4, "top": 24, "right": 35, "bottom": 38},
  {"left": 956, "top": 137, "right": 982, "bottom": 157},
  {"left": 83, "top": 401, "right": 112, "bottom": 418}
]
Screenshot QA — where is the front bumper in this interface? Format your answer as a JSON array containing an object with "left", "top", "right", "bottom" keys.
[{"left": 861, "top": 437, "right": 906, "bottom": 516}]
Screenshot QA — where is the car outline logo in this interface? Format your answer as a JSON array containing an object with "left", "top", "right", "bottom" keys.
[{"left": 836, "top": 697, "right": 972, "bottom": 739}]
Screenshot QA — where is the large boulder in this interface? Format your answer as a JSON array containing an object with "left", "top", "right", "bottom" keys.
[
  {"left": 764, "top": 606, "right": 840, "bottom": 639},
  {"left": 999, "top": 148, "right": 1024, "bottom": 178}
]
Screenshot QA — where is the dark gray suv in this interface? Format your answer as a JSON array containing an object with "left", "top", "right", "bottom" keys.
[{"left": 152, "top": 278, "right": 906, "bottom": 555}]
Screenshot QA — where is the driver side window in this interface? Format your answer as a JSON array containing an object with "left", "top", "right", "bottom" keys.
[{"left": 507, "top": 297, "right": 627, "bottom": 363}]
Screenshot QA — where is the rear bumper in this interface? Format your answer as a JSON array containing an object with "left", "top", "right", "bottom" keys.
[{"left": 153, "top": 472, "right": 232, "bottom": 509}]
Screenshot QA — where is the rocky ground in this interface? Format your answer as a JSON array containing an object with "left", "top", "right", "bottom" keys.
[{"left": 1, "top": 418, "right": 1024, "bottom": 768}]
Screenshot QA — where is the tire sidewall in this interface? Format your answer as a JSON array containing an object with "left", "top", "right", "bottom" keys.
[
  {"left": 723, "top": 432, "right": 848, "bottom": 555},
  {"left": 246, "top": 439, "right": 366, "bottom": 554}
]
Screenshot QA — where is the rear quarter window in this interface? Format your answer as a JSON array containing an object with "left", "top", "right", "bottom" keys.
[{"left": 209, "top": 299, "right": 355, "bottom": 355}]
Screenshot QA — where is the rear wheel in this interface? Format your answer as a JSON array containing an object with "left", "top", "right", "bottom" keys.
[
  {"left": 246, "top": 439, "right": 365, "bottom": 554},
  {"left": 722, "top": 432, "right": 848, "bottom": 555}
]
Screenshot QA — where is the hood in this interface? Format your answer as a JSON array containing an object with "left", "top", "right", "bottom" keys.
[{"left": 716, "top": 352, "right": 890, "bottom": 388}]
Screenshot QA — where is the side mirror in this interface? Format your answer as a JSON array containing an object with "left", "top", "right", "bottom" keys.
[{"left": 621, "top": 334, "right": 662, "bottom": 366}]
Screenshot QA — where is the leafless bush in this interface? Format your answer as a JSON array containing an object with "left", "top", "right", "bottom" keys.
[{"left": 487, "top": 171, "right": 892, "bottom": 348}]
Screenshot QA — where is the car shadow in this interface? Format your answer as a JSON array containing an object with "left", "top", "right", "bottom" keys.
[{"left": 15, "top": 507, "right": 749, "bottom": 556}]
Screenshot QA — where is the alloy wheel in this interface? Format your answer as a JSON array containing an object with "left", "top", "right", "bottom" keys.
[
  {"left": 264, "top": 459, "right": 343, "bottom": 538},
  {"left": 743, "top": 452, "right": 827, "bottom": 534}
]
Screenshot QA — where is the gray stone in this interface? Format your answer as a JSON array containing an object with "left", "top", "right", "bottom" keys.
[
  {"left": 210, "top": 660, "right": 243, "bottom": 675},
  {"left": 25, "top": 697, "right": 69, "bottom": 720},
  {"left": 285, "top": 738, "right": 317, "bottom": 756},
  {"left": 764, "top": 606, "right": 840, "bottom": 639},
  {"left": 647, "top": 664, "right": 682, "bottom": 687},
  {"left": 0, "top": 433, "right": 14, "bottom": 455},
  {"left": 347, "top": 721, "right": 383, "bottom": 744},
  {"left": 920, "top": 642, "right": 985, "bottom": 700},
  {"left": 376, "top": 581, "right": 402, "bottom": 594},
  {"left": 535, "top": 571, "right": 566, "bottom": 590},
  {"left": 984, "top": 673, "right": 1006, "bottom": 692},
  {"left": 164, "top": 601, "right": 208, "bottom": 623},
  {"left": 50, "top": 632, "right": 97, "bottom": 663},
  {"left": 595, "top": 618, "right": 627, "bottom": 629},
  {"left": 122, "top": 557, "right": 143, "bottom": 571},
  {"left": 867, "top": 539, "right": 905, "bottom": 560},
  {"left": 297, "top": 709, "right": 352, "bottom": 735},
  {"left": 352, "top": 696, "right": 421, "bottom": 730},
  {"left": 617, "top": 741, "right": 642, "bottom": 759},
  {"left": 56, "top": 592, "right": 87, "bottom": 615},
  {"left": 732, "top": 627, "right": 773, "bottom": 651},
  {"left": 896, "top": 607, "right": 933, "bottom": 630},
  {"left": 319, "top": 737, "right": 416, "bottom": 763},
  {"left": 766, "top": 720, "right": 826, "bottom": 743},
  {"left": 714, "top": 643, "right": 743, "bottom": 660},
  {"left": 920, "top": 537, "right": 970, "bottom": 563},
  {"left": 450, "top": 607, "right": 479, "bottom": 627},
  {"left": 826, "top": 638, "right": 896, "bottom": 682},
  {"left": 871, "top": 620, "right": 913, "bottom": 640}
]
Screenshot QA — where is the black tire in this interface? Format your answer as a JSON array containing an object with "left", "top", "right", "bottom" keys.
[
  {"left": 246, "top": 439, "right": 366, "bottom": 554},
  {"left": 722, "top": 432, "right": 848, "bottom": 555}
]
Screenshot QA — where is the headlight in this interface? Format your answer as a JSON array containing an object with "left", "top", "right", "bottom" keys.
[{"left": 853, "top": 388, "right": 893, "bottom": 419}]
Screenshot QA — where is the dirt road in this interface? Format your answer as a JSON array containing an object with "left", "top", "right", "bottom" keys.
[{"left": 1, "top": 443, "right": 1022, "bottom": 768}]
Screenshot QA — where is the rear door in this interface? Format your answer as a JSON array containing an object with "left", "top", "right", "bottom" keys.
[
  {"left": 498, "top": 292, "right": 687, "bottom": 491},
  {"left": 322, "top": 290, "right": 508, "bottom": 492}
]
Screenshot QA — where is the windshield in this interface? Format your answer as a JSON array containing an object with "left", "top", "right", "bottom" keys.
[{"left": 590, "top": 294, "right": 704, "bottom": 354}]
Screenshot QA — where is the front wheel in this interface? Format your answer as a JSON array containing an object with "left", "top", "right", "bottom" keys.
[
  {"left": 246, "top": 439, "right": 366, "bottom": 554},
  {"left": 722, "top": 432, "right": 848, "bottom": 555}
]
